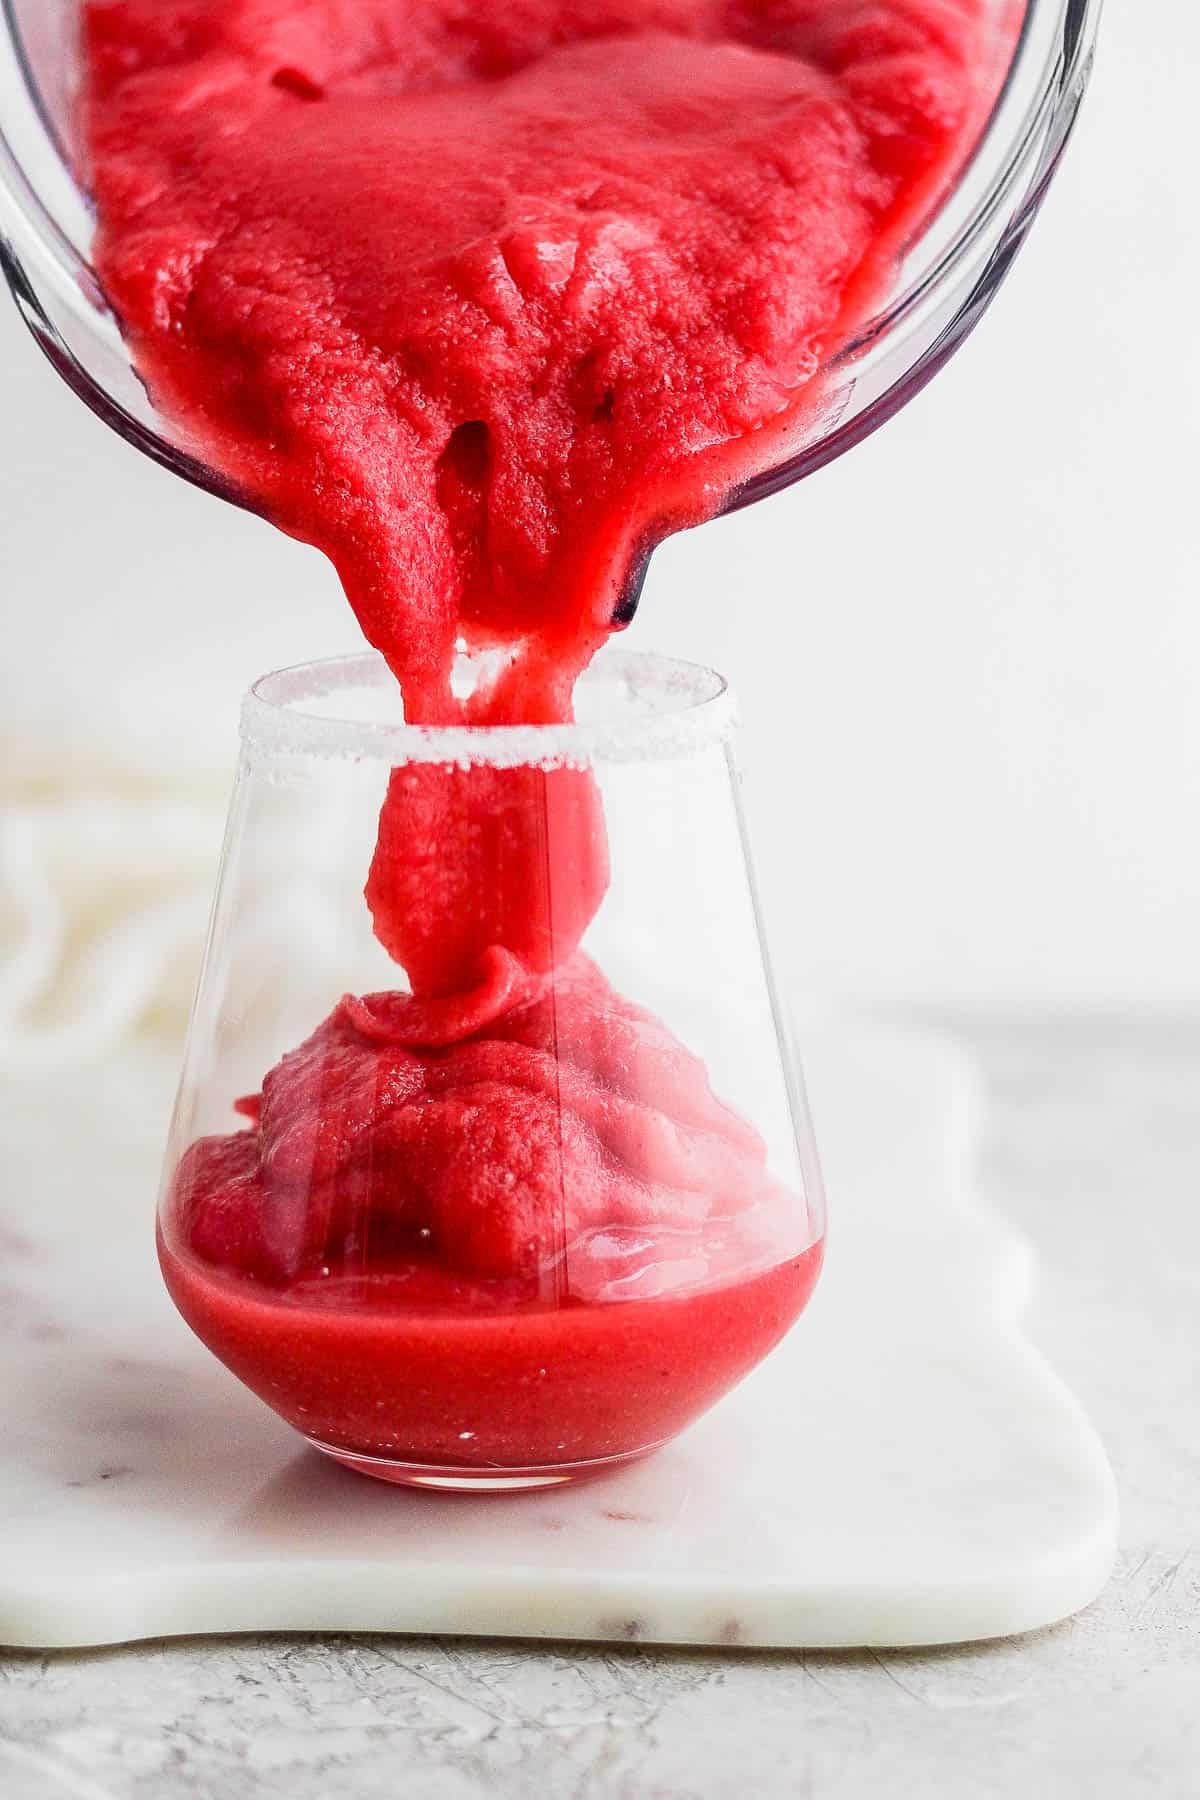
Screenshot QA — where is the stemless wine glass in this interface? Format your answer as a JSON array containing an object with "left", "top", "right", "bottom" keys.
[{"left": 158, "top": 649, "right": 826, "bottom": 1489}]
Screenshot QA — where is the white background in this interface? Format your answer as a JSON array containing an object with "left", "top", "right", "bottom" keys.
[{"left": 1, "top": 0, "right": 1195, "bottom": 1010}]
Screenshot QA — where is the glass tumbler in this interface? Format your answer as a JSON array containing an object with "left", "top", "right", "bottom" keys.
[{"left": 158, "top": 650, "right": 825, "bottom": 1490}]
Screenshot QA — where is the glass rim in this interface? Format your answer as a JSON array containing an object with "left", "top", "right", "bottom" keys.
[{"left": 240, "top": 649, "right": 737, "bottom": 767}]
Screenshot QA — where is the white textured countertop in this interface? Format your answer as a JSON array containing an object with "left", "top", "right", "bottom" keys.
[{"left": 2, "top": 1017, "right": 1198, "bottom": 1799}]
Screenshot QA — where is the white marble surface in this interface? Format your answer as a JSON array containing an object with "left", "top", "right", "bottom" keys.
[
  {"left": 0, "top": 1021, "right": 1114, "bottom": 1653},
  {"left": 0, "top": 1017, "right": 1194, "bottom": 1797},
  {"left": 0, "top": 1018, "right": 1195, "bottom": 1794}
]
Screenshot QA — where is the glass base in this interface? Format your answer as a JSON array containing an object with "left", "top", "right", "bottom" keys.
[{"left": 306, "top": 1435, "right": 665, "bottom": 1492}]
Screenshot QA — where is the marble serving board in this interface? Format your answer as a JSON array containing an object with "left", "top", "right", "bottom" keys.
[{"left": 0, "top": 1019, "right": 1116, "bottom": 1652}]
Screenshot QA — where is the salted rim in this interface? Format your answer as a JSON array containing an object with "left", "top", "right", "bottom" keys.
[{"left": 240, "top": 650, "right": 738, "bottom": 767}]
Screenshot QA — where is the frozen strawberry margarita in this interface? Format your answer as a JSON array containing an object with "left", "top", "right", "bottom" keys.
[{"left": 83, "top": 0, "right": 1014, "bottom": 1474}]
